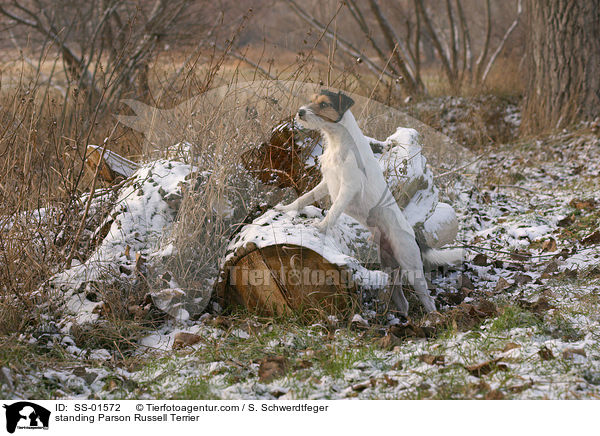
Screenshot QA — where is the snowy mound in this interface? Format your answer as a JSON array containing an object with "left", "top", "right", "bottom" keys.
[
  {"left": 221, "top": 206, "right": 389, "bottom": 291},
  {"left": 50, "top": 160, "right": 193, "bottom": 324},
  {"left": 377, "top": 127, "right": 439, "bottom": 227},
  {"left": 377, "top": 127, "right": 458, "bottom": 248}
]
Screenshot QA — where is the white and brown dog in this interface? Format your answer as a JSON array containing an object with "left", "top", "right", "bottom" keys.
[{"left": 276, "top": 89, "right": 462, "bottom": 315}]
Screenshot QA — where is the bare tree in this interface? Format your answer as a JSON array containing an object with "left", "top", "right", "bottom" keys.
[
  {"left": 0, "top": 0, "right": 197, "bottom": 109},
  {"left": 283, "top": 0, "right": 523, "bottom": 95},
  {"left": 522, "top": 0, "right": 600, "bottom": 132}
]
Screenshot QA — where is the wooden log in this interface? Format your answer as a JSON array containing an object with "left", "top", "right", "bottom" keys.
[
  {"left": 221, "top": 244, "right": 352, "bottom": 319},
  {"left": 84, "top": 145, "right": 139, "bottom": 185},
  {"left": 215, "top": 207, "right": 389, "bottom": 320},
  {"left": 241, "top": 116, "right": 322, "bottom": 195}
]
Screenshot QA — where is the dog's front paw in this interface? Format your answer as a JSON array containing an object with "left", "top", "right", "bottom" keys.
[
  {"left": 274, "top": 202, "right": 296, "bottom": 213},
  {"left": 314, "top": 219, "right": 330, "bottom": 233}
]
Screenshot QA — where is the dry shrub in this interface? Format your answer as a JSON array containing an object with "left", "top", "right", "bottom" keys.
[
  {"left": 0, "top": 59, "right": 119, "bottom": 334},
  {"left": 0, "top": 26, "right": 478, "bottom": 334}
]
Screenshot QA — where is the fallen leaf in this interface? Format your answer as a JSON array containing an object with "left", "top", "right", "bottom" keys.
[
  {"left": 473, "top": 380, "right": 491, "bottom": 393},
  {"left": 508, "top": 382, "right": 533, "bottom": 393},
  {"left": 506, "top": 261, "right": 526, "bottom": 272},
  {"left": 172, "top": 332, "right": 202, "bottom": 349},
  {"left": 518, "top": 296, "right": 554, "bottom": 314},
  {"left": 465, "top": 357, "right": 504, "bottom": 377},
  {"left": 458, "top": 274, "right": 475, "bottom": 292},
  {"left": 569, "top": 198, "right": 597, "bottom": 210},
  {"left": 509, "top": 250, "right": 530, "bottom": 261},
  {"left": 106, "top": 379, "right": 118, "bottom": 391},
  {"left": 554, "top": 247, "right": 573, "bottom": 260},
  {"left": 294, "top": 359, "right": 313, "bottom": 370},
  {"left": 475, "top": 299, "right": 498, "bottom": 317},
  {"left": 378, "top": 333, "right": 404, "bottom": 350},
  {"left": 418, "top": 382, "right": 431, "bottom": 391},
  {"left": 582, "top": 231, "right": 600, "bottom": 245},
  {"left": 472, "top": 253, "right": 489, "bottom": 266},
  {"left": 541, "top": 259, "right": 559, "bottom": 278},
  {"left": 135, "top": 252, "right": 145, "bottom": 271},
  {"left": 484, "top": 389, "right": 505, "bottom": 400},
  {"left": 211, "top": 315, "right": 233, "bottom": 330},
  {"left": 538, "top": 346, "right": 554, "bottom": 361},
  {"left": 437, "top": 289, "right": 465, "bottom": 305},
  {"left": 502, "top": 342, "right": 521, "bottom": 353},
  {"left": 389, "top": 323, "right": 428, "bottom": 339},
  {"left": 419, "top": 354, "right": 446, "bottom": 366},
  {"left": 557, "top": 214, "right": 575, "bottom": 227},
  {"left": 514, "top": 273, "right": 533, "bottom": 286},
  {"left": 270, "top": 387, "right": 288, "bottom": 398},
  {"left": 438, "top": 299, "right": 498, "bottom": 331},
  {"left": 351, "top": 378, "right": 376, "bottom": 392},
  {"left": 467, "top": 305, "right": 488, "bottom": 319},
  {"left": 383, "top": 374, "right": 398, "bottom": 387},
  {"left": 562, "top": 348, "right": 587, "bottom": 359},
  {"left": 495, "top": 277, "right": 511, "bottom": 292},
  {"left": 258, "top": 356, "right": 288, "bottom": 383},
  {"left": 541, "top": 238, "right": 557, "bottom": 252}
]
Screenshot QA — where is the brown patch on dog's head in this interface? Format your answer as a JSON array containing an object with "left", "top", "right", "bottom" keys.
[{"left": 305, "top": 90, "right": 354, "bottom": 123}]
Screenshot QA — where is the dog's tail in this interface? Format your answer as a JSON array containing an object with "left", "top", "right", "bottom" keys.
[{"left": 422, "top": 247, "right": 465, "bottom": 266}]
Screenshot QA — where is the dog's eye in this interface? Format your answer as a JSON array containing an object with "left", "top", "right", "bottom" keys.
[{"left": 320, "top": 102, "right": 329, "bottom": 108}]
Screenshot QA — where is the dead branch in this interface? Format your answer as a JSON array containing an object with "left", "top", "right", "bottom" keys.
[
  {"left": 481, "top": 0, "right": 523, "bottom": 84},
  {"left": 366, "top": 0, "right": 423, "bottom": 94},
  {"left": 474, "top": 0, "right": 492, "bottom": 84},
  {"left": 282, "top": 0, "right": 397, "bottom": 82},
  {"left": 345, "top": 0, "right": 400, "bottom": 77},
  {"left": 414, "top": 0, "right": 455, "bottom": 86}
]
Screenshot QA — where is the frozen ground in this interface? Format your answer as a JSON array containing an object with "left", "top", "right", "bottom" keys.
[{"left": 1, "top": 124, "right": 599, "bottom": 400}]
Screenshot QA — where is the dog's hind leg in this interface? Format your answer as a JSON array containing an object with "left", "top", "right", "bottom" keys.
[
  {"left": 372, "top": 207, "right": 436, "bottom": 313},
  {"left": 390, "top": 269, "right": 409, "bottom": 317},
  {"left": 377, "top": 232, "right": 410, "bottom": 317}
]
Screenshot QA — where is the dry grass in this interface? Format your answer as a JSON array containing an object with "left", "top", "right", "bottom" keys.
[
  {"left": 0, "top": 40, "right": 523, "bottom": 341},
  {"left": 420, "top": 57, "right": 524, "bottom": 99}
]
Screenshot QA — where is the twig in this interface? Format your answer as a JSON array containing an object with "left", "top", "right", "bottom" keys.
[
  {"left": 481, "top": 0, "right": 523, "bottom": 84},
  {"left": 497, "top": 185, "right": 553, "bottom": 197},
  {"left": 474, "top": 0, "right": 492, "bottom": 84},
  {"left": 65, "top": 143, "right": 108, "bottom": 268},
  {"left": 220, "top": 47, "right": 277, "bottom": 80},
  {"left": 283, "top": 0, "right": 395, "bottom": 81},
  {"left": 451, "top": 244, "right": 560, "bottom": 259},
  {"left": 433, "top": 154, "right": 484, "bottom": 179}
]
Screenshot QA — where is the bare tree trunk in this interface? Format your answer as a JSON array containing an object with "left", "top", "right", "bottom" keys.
[{"left": 522, "top": 0, "right": 600, "bottom": 132}]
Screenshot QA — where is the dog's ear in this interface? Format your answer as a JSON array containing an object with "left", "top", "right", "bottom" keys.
[
  {"left": 337, "top": 92, "right": 354, "bottom": 114},
  {"left": 321, "top": 89, "right": 354, "bottom": 114}
]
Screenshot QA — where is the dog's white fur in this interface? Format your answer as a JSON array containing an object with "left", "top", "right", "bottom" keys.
[{"left": 276, "top": 95, "right": 462, "bottom": 314}]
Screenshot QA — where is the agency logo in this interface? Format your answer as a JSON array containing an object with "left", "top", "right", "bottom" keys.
[{"left": 2, "top": 402, "right": 50, "bottom": 433}]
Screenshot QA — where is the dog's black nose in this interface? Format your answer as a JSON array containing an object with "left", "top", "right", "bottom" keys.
[{"left": 298, "top": 109, "right": 306, "bottom": 118}]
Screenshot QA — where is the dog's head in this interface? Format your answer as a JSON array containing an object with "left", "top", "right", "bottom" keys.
[{"left": 296, "top": 89, "right": 354, "bottom": 129}]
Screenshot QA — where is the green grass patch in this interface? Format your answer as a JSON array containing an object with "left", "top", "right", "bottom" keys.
[{"left": 489, "top": 306, "right": 540, "bottom": 334}]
